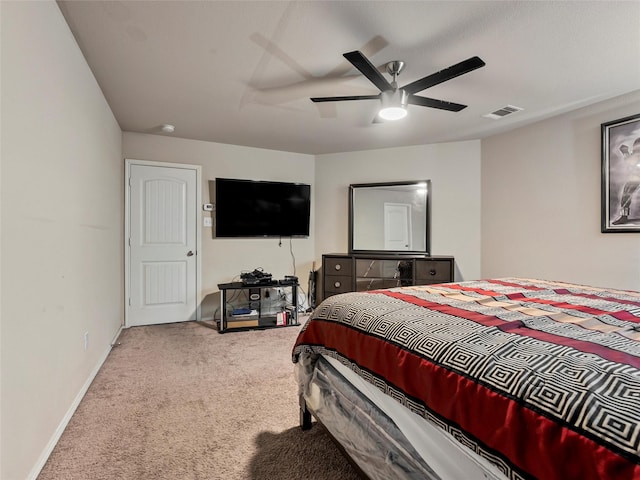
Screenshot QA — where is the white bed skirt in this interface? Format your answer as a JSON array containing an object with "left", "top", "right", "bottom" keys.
[{"left": 298, "top": 352, "right": 508, "bottom": 480}]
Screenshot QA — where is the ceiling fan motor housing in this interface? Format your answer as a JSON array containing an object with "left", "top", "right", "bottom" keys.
[{"left": 386, "top": 60, "right": 405, "bottom": 77}]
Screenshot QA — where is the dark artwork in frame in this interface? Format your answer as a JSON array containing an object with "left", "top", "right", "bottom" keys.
[{"left": 601, "top": 113, "right": 640, "bottom": 232}]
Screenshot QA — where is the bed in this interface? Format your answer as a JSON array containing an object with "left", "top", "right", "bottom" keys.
[{"left": 292, "top": 278, "right": 640, "bottom": 480}]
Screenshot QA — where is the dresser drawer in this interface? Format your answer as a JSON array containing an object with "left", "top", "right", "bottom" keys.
[
  {"left": 324, "top": 256, "right": 353, "bottom": 277},
  {"left": 356, "top": 278, "right": 405, "bottom": 291},
  {"left": 355, "top": 258, "right": 413, "bottom": 279},
  {"left": 324, "top": 275, "right": 353, "bottom": 294},
  {"left": 415, "top": 260, "right": 452, "bottom": 283}
]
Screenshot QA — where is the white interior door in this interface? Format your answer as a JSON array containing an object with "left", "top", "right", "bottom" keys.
[
  {"left": 384, "top": 203, "right": 412, "bottom": 250},
  {"left": 128, "top": 163, "right": 198, "bottom": 326}
]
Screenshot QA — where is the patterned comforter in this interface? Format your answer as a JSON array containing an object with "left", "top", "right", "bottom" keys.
[{"left": 292, "top": 278, "right": 640, "bottom": 480}]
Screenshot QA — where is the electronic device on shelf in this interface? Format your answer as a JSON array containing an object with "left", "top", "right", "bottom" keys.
[
  {"left": 279, "top": 275, "right": 298, "bottom": 286},
  {"left": 240, "top": 268, "right": 273, "bottom": 285}
]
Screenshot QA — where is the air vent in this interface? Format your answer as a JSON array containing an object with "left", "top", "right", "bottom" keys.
[{"left": 482, "top": 105, "right": 523, "bottom": 120}]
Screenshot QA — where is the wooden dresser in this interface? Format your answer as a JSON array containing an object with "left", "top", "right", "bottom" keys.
[{"left": 321, "top": 253, "right": 454, "bottom": 300}]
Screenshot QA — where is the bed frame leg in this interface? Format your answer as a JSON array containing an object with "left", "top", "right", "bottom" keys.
[{"left": 299, "top": 397, "right": 312, "bottom": 430}]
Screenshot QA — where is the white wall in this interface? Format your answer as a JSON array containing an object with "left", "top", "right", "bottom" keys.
[
  {"left": 482, "top": 89, "right": 640, "bottom": 290},
  {"left": 315, "top": 141, "right": 482, "bottom": 282},
  {"left": 122, "top": 133, "right": 316, "bottom": 317},
  {"left": 1, "top": 2, "right": 124, "bottom": 479}
]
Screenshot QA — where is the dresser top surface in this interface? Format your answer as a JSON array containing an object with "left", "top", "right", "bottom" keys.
[{"left": 323, "top": 253, "right": 453, "bottom": 260}]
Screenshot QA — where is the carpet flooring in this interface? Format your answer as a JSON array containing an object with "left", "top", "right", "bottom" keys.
[{"left": 38, "top": 320, "right": 361, "bottom": 479}]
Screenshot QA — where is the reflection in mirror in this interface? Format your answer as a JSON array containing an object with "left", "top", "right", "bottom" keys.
[{"left": 349, "top": 180, "right": 431, "bottom": 254}]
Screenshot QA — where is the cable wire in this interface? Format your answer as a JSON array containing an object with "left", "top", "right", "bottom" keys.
[{"left": 289, "top": 237, "right": 296, "bottom": 276}]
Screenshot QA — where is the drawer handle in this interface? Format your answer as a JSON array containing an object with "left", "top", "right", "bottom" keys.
[
  {"left": 334, "top": 264, "right": 341, "bottom": 271},
  {"left": 334, "top": 281, "right": 341, "bottom": 288},
  {"left": 430, "top": 269, "right": 437, "bottom": 276}
]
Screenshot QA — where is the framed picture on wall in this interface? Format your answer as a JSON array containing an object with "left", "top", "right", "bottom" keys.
[{"left": 601, "top": 113, "right": 640, "bottom": 232}]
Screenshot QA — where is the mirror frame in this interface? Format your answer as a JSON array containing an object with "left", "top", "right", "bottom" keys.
[{"left": 348, "top": 180, "right": 431, "bottom": 255}]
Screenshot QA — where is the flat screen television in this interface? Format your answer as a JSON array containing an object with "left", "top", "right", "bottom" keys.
[{"left": 215, "top": 178, "right": 311, "bottom": 237}]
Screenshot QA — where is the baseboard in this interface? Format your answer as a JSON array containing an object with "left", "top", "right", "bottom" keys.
[{"left": 28, "top": 325, "right": 124, "bottom": 480}]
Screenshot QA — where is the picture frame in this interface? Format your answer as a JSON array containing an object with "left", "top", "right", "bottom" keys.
[{"left": 601, "top": 113, "right": 640, "bottom": 232}]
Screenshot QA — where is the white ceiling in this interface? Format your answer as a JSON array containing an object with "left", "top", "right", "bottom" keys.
[{"left": 57, "top": 1, "right": 640, "bottom": 155}]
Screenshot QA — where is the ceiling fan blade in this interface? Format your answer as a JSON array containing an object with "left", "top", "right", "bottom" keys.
[
  {"left": 311, "top": 95, "right": 380, "bottom": 103},
  {"left": 402, "top": 56, "right": 485, "bottom": 95},
  {"left": 407, "top": 95, "right": 467, "bottom": 112},
  {"left": 343, "top": 50, "right": 392, "bottom": 92}
]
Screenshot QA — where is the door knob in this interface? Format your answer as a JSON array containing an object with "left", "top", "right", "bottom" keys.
[{"left": 187, "top": 250, "right": 194, "bottom": 257}]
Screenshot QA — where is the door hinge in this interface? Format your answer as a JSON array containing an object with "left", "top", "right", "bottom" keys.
[{"left": 128, "top": 298, "right": 131, "bottom": 306}]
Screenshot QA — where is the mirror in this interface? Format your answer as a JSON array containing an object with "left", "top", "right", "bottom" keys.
[{"left": 349, "top": 180, "right": 431, "bottom": 254}]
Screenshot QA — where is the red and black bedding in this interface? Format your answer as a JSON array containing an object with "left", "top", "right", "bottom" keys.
[{"left": 292, "top": 278, "right": 640, "bottom": 480}]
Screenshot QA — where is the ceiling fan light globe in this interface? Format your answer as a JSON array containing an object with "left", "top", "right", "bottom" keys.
[
  {"left": 379, "top": 107, "right": 408, "bottom": 121},
  {"left": 379, "top": 89, "right": 408, "bottom": 121}
]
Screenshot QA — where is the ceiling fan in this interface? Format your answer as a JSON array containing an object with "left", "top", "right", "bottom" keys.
[{"left": 310, "top": 51, "right": 485, "bottom": 121}]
